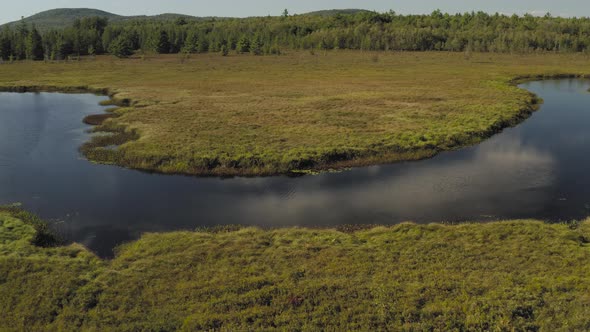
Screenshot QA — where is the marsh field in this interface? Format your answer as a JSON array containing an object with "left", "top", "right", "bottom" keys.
[
  {"left": 2, "top": 207, "right": 590, "bottom": 331},
  {"left": 2, "top": 51, "right": 590, "bottom": 175},
  {"left": 3, "top": 51, "right": 590, "bottom": 331}
]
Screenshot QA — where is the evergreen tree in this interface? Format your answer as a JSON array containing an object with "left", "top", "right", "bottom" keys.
[
  {"left": 182, "top": 31, "right": 199, "bottom": 53},
  {"left": 0, "top": 27, "right": 11, "bottom": 60},
  {"left": 109, "top": 34, "right": 133, "bottom": 58},
  {"left": 25, "top": 25, "right": 44, "bottom": 60},
  {"left": 14, "top": 17, "right": 28, "bottom": 60},
  {"left": 250, "top": 38, "right": 262, "bottom": 55},
  {"left": 236, "top": 36, "right": 250, "bottom": 53},
  {"left": 155, "top": 30, "right": 171, "bottom": 54},
  {"left": 57, "top": 37, "right": 73, "bottom": 59},
  {"left": 220, "top": 44, "right": 229, "bottom": 56},
  {"left": 197, "top": 37, "right": 209, "bottom": 53}
]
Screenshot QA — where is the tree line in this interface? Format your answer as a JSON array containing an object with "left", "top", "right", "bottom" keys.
[{"left": 3, "top": 10, "right": 590, "bottom": 60}]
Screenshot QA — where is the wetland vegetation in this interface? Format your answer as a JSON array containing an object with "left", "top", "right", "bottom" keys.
[
  {"left": 2, "top": 52, "right": 590, "bottom": 175},
  {"left": 2, "top": 208, "right": 590, "bottom": 330}
]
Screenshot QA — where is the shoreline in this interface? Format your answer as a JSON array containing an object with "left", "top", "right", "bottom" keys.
[{"left": 0, "top": 74, "right": 587, "bottom": 177}]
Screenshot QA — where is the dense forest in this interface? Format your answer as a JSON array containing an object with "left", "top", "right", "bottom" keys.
[{"left": 3, "top": 10, "right": 590, "bottom": 60}]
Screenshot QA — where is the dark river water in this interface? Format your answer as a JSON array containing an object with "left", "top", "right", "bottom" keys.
[{"left": 1, "top": 79, "right": 590, "bottom": 257}]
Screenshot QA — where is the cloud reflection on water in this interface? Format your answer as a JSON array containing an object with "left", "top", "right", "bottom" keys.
[{"left": 234, "top": 131, "right": 556, "bottom": 225}]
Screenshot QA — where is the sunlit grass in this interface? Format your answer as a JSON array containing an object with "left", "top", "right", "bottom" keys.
[
  {"left": 0, "top": 51, "right": 588, "bottom": 175},
  {"left": 1, "top": 210, "right": 590, "bottom": 330}
]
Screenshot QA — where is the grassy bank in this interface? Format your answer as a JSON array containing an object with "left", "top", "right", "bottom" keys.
[
  {"left": 0, "top": 51, "right": 589, "bottom": 175},
  {"left": 1, "top": 210, "right": 590, "bottom": 330}
]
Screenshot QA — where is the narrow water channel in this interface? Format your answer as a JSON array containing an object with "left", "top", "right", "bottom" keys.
[{"left": 1, "top": 79, "right": 589, "bottom": 257}]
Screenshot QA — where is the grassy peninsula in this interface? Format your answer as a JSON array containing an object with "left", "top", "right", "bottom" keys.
[
  {"left": 1, "top": 208, "right": 589, "bottom": 330},
  {"left": 0, "top": 51, "right": 589, "bottom": 175}
]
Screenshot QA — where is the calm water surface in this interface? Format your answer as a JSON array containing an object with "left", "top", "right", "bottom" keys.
[{"left": 1, "top": 79, "right": 590, "bottom": 257}]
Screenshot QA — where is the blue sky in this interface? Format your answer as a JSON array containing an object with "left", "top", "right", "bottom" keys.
[{"left": 1, "top": 0, "right": 587, "bottom": 25}]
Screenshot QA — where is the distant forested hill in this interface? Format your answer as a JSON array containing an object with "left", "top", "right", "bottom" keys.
[
  {"left": 2, "top": 8, "right": 372, "bottom": 30},
  {"left": 2, "top": 8, "right": 204, "bottom": 31},
  {"left": 3, "top": 9, "right": 121, "bottom": 30}
]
